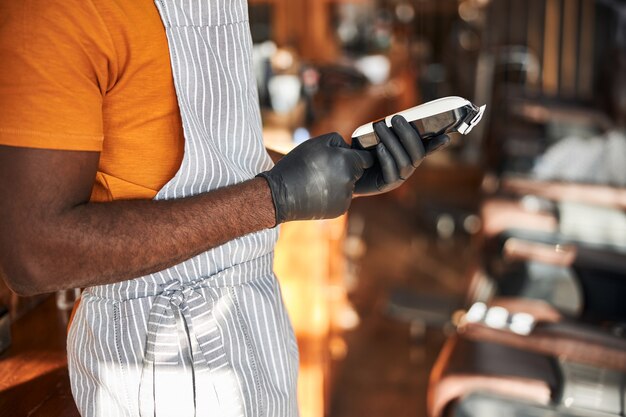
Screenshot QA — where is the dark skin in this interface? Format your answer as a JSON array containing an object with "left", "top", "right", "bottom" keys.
[{"left": 0, "top": 145, "right": 276, "bottom": 296}]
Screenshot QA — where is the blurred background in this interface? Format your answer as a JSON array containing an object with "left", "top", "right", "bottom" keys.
[{"left": 1, "top": 0, "right": 625, "bottom": 416}]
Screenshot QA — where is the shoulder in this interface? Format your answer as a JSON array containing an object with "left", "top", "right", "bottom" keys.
[
  {"left": 0, "top": 0, "right": 105, "bottom": 30},
  {"left": 0, "top": 0, "right": 118, "bottom": 91},
  {"left": 0, "top": 0, "right": 114, "bottom": 51}
]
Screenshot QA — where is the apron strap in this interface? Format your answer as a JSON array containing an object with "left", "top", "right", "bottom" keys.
[{"left": 139, "top": 281, "right": 242, "bottom": 417}]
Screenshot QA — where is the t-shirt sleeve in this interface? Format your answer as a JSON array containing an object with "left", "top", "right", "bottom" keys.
[{"left": 0, "top": 0, "right": 116, "bottom": 151}]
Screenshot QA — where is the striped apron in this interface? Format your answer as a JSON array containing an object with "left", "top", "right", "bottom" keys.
[{"left": 66, "top": 1, "right": 299, "bottom": 416}]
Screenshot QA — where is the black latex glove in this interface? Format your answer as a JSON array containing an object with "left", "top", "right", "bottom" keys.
[
  {"left": 354, "top": 115, "right": 450, "bottom": 196},
  {"left": 258, "top": 133, "right": 373, "bottom": 225}
]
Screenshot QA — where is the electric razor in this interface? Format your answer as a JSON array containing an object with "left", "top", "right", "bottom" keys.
[{"left": 351, "top": 96, "right": 486, "bottom": 150}]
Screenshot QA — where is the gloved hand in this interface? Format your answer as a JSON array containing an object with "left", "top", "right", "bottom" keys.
[
  {"left": 258, "top": 133, "right": 373, "bottom": 225},
  {"left": 354, "top": 115, "right": 450, "bottom": 196}
]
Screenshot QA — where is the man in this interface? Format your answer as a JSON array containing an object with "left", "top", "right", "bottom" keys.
[{"left": 0, "top": 0, "right": 449, "bottom": 415}]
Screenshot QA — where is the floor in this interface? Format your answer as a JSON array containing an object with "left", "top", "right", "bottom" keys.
[
  {"left": 0, "top": 297, "right": 77, "bottom": 417},
  {"left": 0, "top": 168, "right": 478, "bottom": 417},
  {"left": 329, "top": 189, "right": 477, "bottom": 417}
]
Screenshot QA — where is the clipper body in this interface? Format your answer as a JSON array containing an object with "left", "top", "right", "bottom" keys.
[{"left": 352, "top": 96, "right": 486, "bottom": 149}]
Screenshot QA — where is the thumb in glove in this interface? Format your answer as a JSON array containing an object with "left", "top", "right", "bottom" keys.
[{"left": 258, "top": 132, "right": 373, "bottom": 225}]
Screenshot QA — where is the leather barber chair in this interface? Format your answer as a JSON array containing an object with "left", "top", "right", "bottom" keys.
[
  {"left": 474, "top": 185, "right": 626, "bottom": 324},
  {"left": 474, "top": 228, "right": 626, "bottom": 323},
  {"left": 427, "top": 178, "right": 626, "bottom": 417},
  {"left": 388, "top": 228, "right": 626, "bottom": 336},
  {"left": 428, "top": 304, "right": 626, "bottom": 417}
]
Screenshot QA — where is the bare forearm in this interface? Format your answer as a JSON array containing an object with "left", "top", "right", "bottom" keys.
[{"left": 3, "top": 178, "right": 275, "bottom": 295}]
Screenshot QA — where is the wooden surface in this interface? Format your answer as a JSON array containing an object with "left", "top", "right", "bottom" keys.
[
  {"left": 0, "top": 297, "right": 79, "bottom": 417},
  {"left": 330, "top": 193, "right": 476, "bottom": 417},
  {"left": 274, "top": 216, "right": 348, "bottom": 417}
]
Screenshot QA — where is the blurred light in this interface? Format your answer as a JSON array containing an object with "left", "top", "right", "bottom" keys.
[
  {"left": 344, "top": 235, "right": 366, "bottom": 259},
  {"left": 337, "top": 306, "right": 360, "bottom": 330},
  {"left": 329, "top": 336, "right": 348, "bottom": 360},
  {"left": 354, "top": 55, "right": 391, "bottom": 85},
  {"left": 395, "top": 3, "right": 415, "bottom": 24},
  {"left": 521, "top": 195, "right": 543, "bottom": 213},
  {"left": 459, "top": 29, "right": 480, "bottom": 51},
  {"left": 301, "top": 68, "right": 320, "bottom": 90},
  {"left": 272, "top": 48, "right": 294, "bottom": 71},
  {"left": 510, "top": 312, "right": 535, "bottom": 335},
  {"left": 463, "top": 214, "right": 482, "bottom": 234},
  {"left": 484, "top": 306, "right": 509, "bottom": 329},
  {"left": 436, "top": 214, "right": 455, "bottom": 239},
  {"left": 337, "top": 22, "right": 359, "bottom": 44},
  {"left": 458, "top": 1, "right": 480, "bottom": 22},
  {"left": 257, "top": 40, "right": 277, "bottom": 58},
  {"left": 410, "top": 320, "right": 426, "bottom": 340},
  {"left": 268, "top": 75, "right": 301, "bottom": 114},
  {"left": 465, "top": 302, "right": 487, "bottom": 323},
  {"left": 451, "top": 309, "right": 466, "bottom": 326},
  {"left": 293, "top": 127, "right": 311, "bottom": 145},
  {"left": 474, "top": 0, "right": 492, "bottom": 7},
  {"left": 481, "top": 173, "right": 500, "bottom": 193}
]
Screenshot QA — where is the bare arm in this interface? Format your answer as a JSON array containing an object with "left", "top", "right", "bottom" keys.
[{"left": 0, "top": 145, "right": 276, "bottom": 296}]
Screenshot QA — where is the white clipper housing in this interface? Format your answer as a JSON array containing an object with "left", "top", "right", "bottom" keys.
[{"left": 351, "top": 96, "right": 487, "bottom": 149}]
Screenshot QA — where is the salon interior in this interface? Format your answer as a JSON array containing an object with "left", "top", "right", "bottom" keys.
[{"left": 1, "top": 0, "right": 626, "bottom": 416}]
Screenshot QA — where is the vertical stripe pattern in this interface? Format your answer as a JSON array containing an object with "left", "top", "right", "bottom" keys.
[{"left": 67, "top": 1, "right": 298, "bottom": 416}]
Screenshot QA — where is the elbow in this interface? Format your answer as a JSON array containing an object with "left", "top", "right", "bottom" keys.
[
  {"left": 3, "top": 278, "right": 42, "bottom": 298},
  {"left": 0, "top": 246, "right": 55, "bottom": 297},
  {"left": 1, "top": 265, "right": 51, "bottom": 297}
]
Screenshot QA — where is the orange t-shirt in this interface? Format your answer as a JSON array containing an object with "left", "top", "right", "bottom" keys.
[{"left": 0, "top": 0, "right": 184, "bottom": 202}]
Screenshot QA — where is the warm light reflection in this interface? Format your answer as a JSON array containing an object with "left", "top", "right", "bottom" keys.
[
  {"left": 274, "top": 216, "right": 348, "bottom": 417},
  {"left": 0, "top": 350, "right": 66, "bottom": 392}
]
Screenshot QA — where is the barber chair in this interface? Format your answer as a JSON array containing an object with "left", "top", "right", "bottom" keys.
[
  {"left": 424, "top": 1, "right": 626, "bottom": 414},
  {"left": 474, "top": 179, "right": 626, "bottom": 323},
  {"left": 424, "top": 200, "right": 626, "bottom": 416},
  {"left": 388, "top": 225, "right": 626, "bottom": 336},
  {"left": 475, "top": 226, "right": 626, "bottom": 322},
  {"left": 429, "top": 198, "right": 626, "bottom": 416},
  {"left": 428, "top": 313, "right": 626, "bottom": 417}
]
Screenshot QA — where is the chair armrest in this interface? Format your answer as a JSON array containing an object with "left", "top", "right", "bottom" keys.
[
  {"left": 501, "top": 177, "right": 626, "bottom": 210},
  {"left": 458, "top": 321, "right": 626, "bottom": 372}
]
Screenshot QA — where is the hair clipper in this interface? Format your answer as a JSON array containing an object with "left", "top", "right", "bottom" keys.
[{"left": 351, "top": 96, "right": 486, "bottom": 150}]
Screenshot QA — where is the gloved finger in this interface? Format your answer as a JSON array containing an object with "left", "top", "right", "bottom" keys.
[
  {"left": 391, "top": 115, "right": 425, "bottom": 166},
  {"left": 374, "top": 121, "right": 412, "bottom": 180},
  {"left": 353, "top": 149, "right": 374, "bottom": 169},
  {"left": 376, "top": 143, "right": 400, "bottom": 188},
  {"left": 325, "top": 132, "right": 350, "bottom": 148},
  {"left": 424, "top": 134, "right": 451, "bottom": 155}
]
